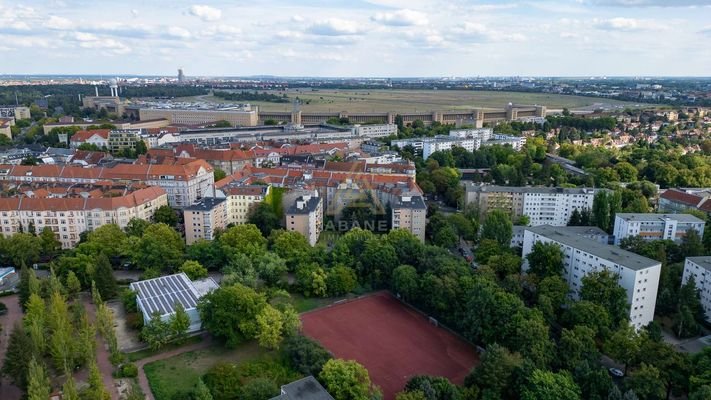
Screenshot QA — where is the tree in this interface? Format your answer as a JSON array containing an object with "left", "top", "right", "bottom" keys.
[
  {"left": 93, "top": 254, "right": 118, "bottom": 299},
  {"left": 396, "top": 391, "right": 427, "bottom": 400},
  {"left": 271, "top": 230, "right": 312, "bottom": 270},
  {"left": 242, "top": 378, "right": 279, "bottom": 400},
  {"left": 326, "top": 265, "right": 357, "bottom": 296},
  {"left": 248, "top": 203, "right": 281, "bottom": 236},
  {"left": 392, "top": 265, "right": 419, "bottom": 300},
  {"left": 219, "top": 224, "right": 267, "bottom": 258},
  {"left": 480, "top": 209, "right": 513, "bottom": 246},
  {"left": 255, "top": 304, "right": 285, "bottom": 349},
  {"left": 282, "top": 335, "right": 333, "bottom": 377},
  {"left": 627, "top": 363, "right": 665, "bottom": 400},
  {"left": 141, "top": 312, "right": 172, "bottom": 350},
  {"left": 134, "top": 223, "right": 184, "bottom": 270},
  {"left": 18, "top": 263, "right": 32, "bottom": 310},
  {"left": 563, "top": 300, "right": 612, "bottom": 340},
  {"left": 605, "top": 324, "right": 641, "bottom": 374},
  {"left": 680, "top": 229, "right": 704, "bottom": 257},
  {"left": 580, "top": 270, "right": 629, "bottom": 327},
  {"left": 521, "top": 370, "right": 581, "bottom": 400},
  {"left": 690, "top": 386, "right": 711, "bottom": 400},
  {"left": 213, "top": 167, "right": 227, "bottom": 182},
  {"left": 526, "top": 242, "right": 564, "bottom": 279},
  {"left": 5, "top": 233, "right": 41, "bottom": 267},
  {"left": 65, "top": 270, "right": 82, "bottom": 299},
  {"left": 153, "top": 205, "right": 178, "bottom": 227},
  {"left": 179, "top": 260, "right": 208, "bottom": 280},
  {"left": 320, "top": 359, "right": 378, "bottom": 400},
  {"left": 405, "top": 376, "right": 461, "bottom": 400},
  {"left": 62, "top": 375, "right": 80, "bottom": 400},
  {"left": 2, "top": 323, "right": 33, "bottom": 389},
  {"left": 432, "top": 225, "right": 458, "bottom": 248},
  {"left": 125, "top": 218, "right": 150, "bottom": 237},
  {"left": 171, "top": 302, "right": 191, "bottom": 344},
  {"left": 592, "top": 191, "right": 611, "bottom": 232},
  {"left": 39, "top": 226, "right": 61, "bottom": 256},
  {"left": 27, "top": 357, "right": 50, "bottom": 400},
  {"left": 465, "top": 343, "right": 522, "bottom": 400},
  {"left": 193, "top": 379, "right": 214, "bottom": 400},
  {"left": 86, "top": 361, "right": 109, "bottom": 400},
  {"left": 254, "top": 252, "right": 288, "bottom": 286},
  {"left": 573, "top": 361, "right": 613, "bottom": 400},
  {"left": 198, "top": 284, "right": 267, "bottom": 347},
  {"left": 558, "top": 325, "right": 598, "bottom": 370}
]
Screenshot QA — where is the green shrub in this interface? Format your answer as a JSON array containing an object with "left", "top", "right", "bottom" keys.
[{"left": 121, "top": 363, "right": 138, "bottom": 378}]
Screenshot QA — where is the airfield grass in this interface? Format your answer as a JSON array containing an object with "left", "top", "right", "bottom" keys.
[{"left": 184, "top": 89, "right": 651, "bottom": 113}]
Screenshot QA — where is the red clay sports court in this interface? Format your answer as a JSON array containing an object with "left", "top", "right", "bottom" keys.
[{"left": 301, "top": 292, "right": 479, "bottom": 400}]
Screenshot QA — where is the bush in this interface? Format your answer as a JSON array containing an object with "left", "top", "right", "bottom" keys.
[
  {"left": 241, "top": 378, "right": 279, "bottom": 400},
  {"left": 282, "top": 335, "right": 333, "bottom": 377},
  {"left": 122, "top": 289, "right": 138, "bottom": 313},
  {"left": 126, "top": 312, "right": 144, "bottom": 330},
  {"left": 120, "top": 363, "right": 138, "bottom": 378}
]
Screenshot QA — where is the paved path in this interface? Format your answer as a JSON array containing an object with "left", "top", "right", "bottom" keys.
[
  {"left": 134, "top": 334, "right": 213, "bottom": 400},
  {"left": 83, "top": 297, "right": 120, "bottom": 400},
  {"left": 0, "top": 294, "right": 23, "bottom": 400}
]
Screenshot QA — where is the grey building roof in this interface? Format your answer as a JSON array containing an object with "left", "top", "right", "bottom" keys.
[
  {"left": 615, "top": 213, "right": 704, "bottom": 223},
  {"left": 464, "top": 183, "right": 597, "bottom": 195},
  {"left": 514, "top": 225, "right": 608, "bottom": 237},
  {"left": 184, "top": 197, "right": 226, "bottom": 212},
  {"left": 270, "top": 376, "right": 335, "bottom": 400},
  {"left": 129, "top": 273, "right": 217, "bottom": 317},
  {"left": 287, "top": 196, "right": 321, "bottom": 215},
  {"left": 393, "top": 195, "right": 427, "bottom": 210},
  {"left": 686, "top": 257, "right": 711, "bottom": 272},
  {"left": 525, "top": 225, "right": 660, "bottom": 271}
]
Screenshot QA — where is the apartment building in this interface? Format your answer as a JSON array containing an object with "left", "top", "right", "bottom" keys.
[
  {"left": 391, "top": 195, "right": 427, "bottom": 242},
  {"left": 522, "top": 225, "right": 661, "bottom": 329},
  {"left": 285, "top": 194, "right": 323, "bottom": 246},
  {"left": 183, "top": 197, "right": 228, "bottom": 245},
  {"left": 352, "top": 124, "right": 398, "bottom": 138},
  {"left": 108, "top": 130, "right": 146, "bottom": 153},
  {"left": 139, "top": 108, "right": 259, "bottom": 127},
  {"left": 0, "top": 161, "right": 214, "bottom": 208},
  {"left": 0, "top": 186, "right": 167, "bottom": 248},
  {"left": 511, "top": 225, "right": 609, "bottom": 248},
  {"left": 0, "top": 106, "right": 31, "bottom": 120},
  {"left": 658, "top": 188, "right": 711, "bottom": 215},
  {"left": 219, "top": 184, "right": 270, "bottom": 225},
  {"left": 392, "top": 130, "right": 524, "bottom": 159},
  {"left": 613, "top": 213, "right": 706, "bottom": 245},
  {"left": 681, "top": 257, "right": 711, "bottom": 323},
  {"left": 464, "top": 184, "right": 599, "bottom": 226},
  {"left": 69, "top": 129, "right": 110, "bottom": 149}
]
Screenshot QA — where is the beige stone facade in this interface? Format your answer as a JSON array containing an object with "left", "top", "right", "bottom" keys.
[{"left": 183, "top": 197, "right": 228, "bottom": 245}]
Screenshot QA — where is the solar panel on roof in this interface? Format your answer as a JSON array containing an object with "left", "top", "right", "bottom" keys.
[{"left": 132, "top": 274, "right": 203, "bottom": 317}]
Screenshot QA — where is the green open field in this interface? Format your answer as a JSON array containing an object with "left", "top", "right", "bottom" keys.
[{"left": 186, "top": 89, "right": 652, "bottom": 113}]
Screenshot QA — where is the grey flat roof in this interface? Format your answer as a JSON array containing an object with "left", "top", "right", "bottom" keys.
[
  {"left": 563, "top": 226, "right": 609, "bottom": 236},
  {"left": 465, "top": 183, "right": 597, "bottom": 195},
  {"left": 287, "top": 196, "right": 321, "bottom": 214},
  {"left": 394, "top": 195, "right": 427, "bottom": 210},
  {"left": 270, "top": 376, "right": 335, "bottom": 400},
  {"left": 184, "top": 197, "right": 226, "bottom": 212},
  {"left": 525, "top": 225, "right": 660, "bottom": 271},
  {"left": 615, "top": 213, "right": 704, "bottom": 223},
  {"left": 129, "top": 273, "right": 201, "bottom": 317},
  {"left": 686, "top": 257, "right": 711, "bottom": 272}
]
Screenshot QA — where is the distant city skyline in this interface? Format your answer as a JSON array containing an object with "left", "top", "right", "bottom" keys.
[{"left": 1, "top": 0, "right": 710, "bottom": 77}]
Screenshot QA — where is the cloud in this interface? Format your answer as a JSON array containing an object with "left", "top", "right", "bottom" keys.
[
  {"left": 469, "top": 3, "right": 519, "bottom": 12},
  {"left": 189, "top": 5, "right": 222, "bottom": 21},
  {"left": 593, "top": 17, "right": 666, "bottom": 31},
  {"left": 307, "top": 18, "right": 365, "bottom": 36},
  {"left": 371, "top": 9, "right": 428, "bottom": 26},
  {"left": 78, "top": 38, "right": 131, "bottom": 55},
  {"left": 165, "top": 26, "right": 192, "bottom": 39},
  {"left": 291, "top": 15, "right": 305, "bottom": 22},
  {"left": 586, "top": 0, "right": 711, "bottom": 6},
  {"left": 449, "top": 22, "right": 526, "bottom": 42},
  {"left": 46, "top": 15, "right": 73, "bottom": 30},
  {"left": 399, "top": 28, "right": 446, "bottom": 48}
]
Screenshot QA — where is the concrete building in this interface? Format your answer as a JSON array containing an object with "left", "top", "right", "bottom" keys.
[
  {"left": 286, "top": 193, "right": 323, "bottom": 246},
  {"left": 0, "top": 106, "right": 31, "bottom": 120},
  {"left": 523, "top": 225, "right": 661, "bottom": 329},
  {"left": 0, "top": 160, "right": 214, "bottom": 208},
  {"left": 511, "top": 225, "right": 609, "bottom": 248},
  {"left": 0, "top": 186, "right": 167, "bottom": 248},
  {"left": 219, "top": 184, "right": 270, "bottom": 226},
  {"left": 464, "top": 184, "right": 599, "bottom": 226},
  {"left": 613, "top": 213, "right": 706, "bottom": 245},
  {"left": 0, "top": 118, "right": 12, "bottom": 139},
  {"left": 392, "top": 130, "right": 523, "bottom": 159},
  {"left": 139, "top": 107, "right": 259, "bottom": 127},
  {"left": 391, "top": 194, "right": 427, "bottom": 242},
  {"left": 69, "top": 129, "right": 110, "bottom": 149},
  {"left": 352, "top": 124, "right": 397, "bottom": 138},
  {"left": 681, "top": 257, "right": 711, "bottom": 323},
  {"left": 130, "top": 273, "right": 219, "bottom": 332},
  {"left": 270, "top": 376, "right": 335, "bottom": 400},
  {"left": 108, "top": 129, "right": 146, "bottom": 153},
  {"left": 81, "top": 96, "right": 125, "bottom": 115},
  {"left": 183, "top": 197, "right": 228, "bottom": 245},
  {"left": 659, "top": 188, "right": 711, "bottom": 215}
]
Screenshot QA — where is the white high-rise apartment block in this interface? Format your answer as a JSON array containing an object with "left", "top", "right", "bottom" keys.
[
  {"left": 522, "top": 225, "right": 661, "bottom": 329},
  {"left": 613, "top": 213, "right": 706, "bottom": 245},
  {"left": 464, "top": 184, "right": 599, "bottom": 227},
  {"left": 681, "top": 257, "right": 711, "bottom": 323}
]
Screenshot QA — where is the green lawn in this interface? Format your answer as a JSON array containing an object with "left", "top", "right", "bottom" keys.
[{"left": 144, "top": 341, "right": 267, "bottom": 400}]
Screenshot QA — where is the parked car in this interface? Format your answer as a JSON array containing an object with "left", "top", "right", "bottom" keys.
[{"left": 608, "top": 368, "right": 624, "bottom": 378}]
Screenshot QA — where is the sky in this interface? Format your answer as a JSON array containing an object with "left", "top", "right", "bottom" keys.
[{"left": 0, "top": 0, "right": 710, "bottom": 77}]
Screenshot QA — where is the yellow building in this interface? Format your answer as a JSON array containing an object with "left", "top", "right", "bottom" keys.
[
  {"left": 183, "top": 197, "right": 228, "bottom": 245},
  {"left": 139, "top": 108, "right": 258, "bottom": 127}
]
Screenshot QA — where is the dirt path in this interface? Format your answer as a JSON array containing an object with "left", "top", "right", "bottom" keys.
[
  {"left": 134, "top": 334, "right": 213, "bottom": 400},
  {"left": 83, "top": 296, "right": 119, "bottom": 400},
  {"left": 0, "top": 294, "right": 24, "bottom": 400}
]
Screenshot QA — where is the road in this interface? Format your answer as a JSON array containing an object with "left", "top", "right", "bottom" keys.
[{"left": 0, "top": 294, "right": 23, "bottom": 400}]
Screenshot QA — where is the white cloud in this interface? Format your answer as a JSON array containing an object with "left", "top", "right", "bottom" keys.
[
  {"left": 131, "top": 9, "right": 139, "bottom": 17},
  {"left": 166, "top": 26, "right": 192, "bottom": 39},
  {"left": 371, "top": 9, "right": 429, "bottom": 26},
  {"left": 307, "top": 18, "right": 365, "bottom": 36},
  {"left": 587, "top": 0, "right": 711, "bottom": 6},
  {"left": 46, "top": 15, "right": 73, "bottom": 30},
  {"left": 449, "top": 22, "right": 526, "bottom": 42},
  {"left": 593, "top": 17, "right": 666, "bottom": 31},
  {"left": 189, "top": 5, "right": 222, "bottom": 21},
  {"left": 400, "top": 28, "right": 446, "bottom": 48},
  {"left": 291, "top": 15, "right": 305, "bottom": 22},
  {"left": 78, "top": 38, "right": 131, "bottom": 55}
]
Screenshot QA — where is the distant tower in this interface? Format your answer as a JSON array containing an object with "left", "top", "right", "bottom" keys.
[
  {"left": 109, "top": 78, "right": 119, "bottom": 97},
  {"left": 178, "top": 68, "right": 185, "bottom": 83},
  {"left": 95, "top": 86, "right": 99, "bottom": 97}
]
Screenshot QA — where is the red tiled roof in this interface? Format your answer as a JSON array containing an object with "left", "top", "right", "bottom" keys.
[
  {"left": 660, "top": 189, "right": 703, "bottom": 207},
  {"left": 70, "top": 129, "right": 110, "bottom": 143}
]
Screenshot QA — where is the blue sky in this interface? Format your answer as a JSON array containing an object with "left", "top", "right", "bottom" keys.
[{"left": 0, "top": 0, "right": 710, "bottom": 76}]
